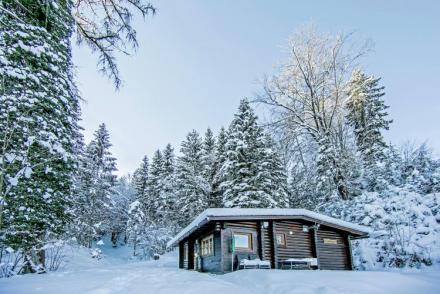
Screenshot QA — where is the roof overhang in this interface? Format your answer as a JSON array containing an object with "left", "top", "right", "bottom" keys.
[{"left": 167, "top": 208, "right": 371, "bottom": 248}]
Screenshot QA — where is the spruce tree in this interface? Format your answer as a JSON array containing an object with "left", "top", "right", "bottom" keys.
[
  {"left": 202, "top": 128, "right": 216, "bottom": 180},
  {"left": 261, "top": 135, "right": 289, "bottom": 208},
  {"left": 126, "top": 198, "right": 146, "bottom": 257},
  {"left": 159, "top": 144, "right": 177, "bottom": 229},
  {"left": 175, "top": 131, "right": 208, "bottom": 226},
  {"left": 132, "top": 155, "right": 149, "bottom": 199},
  {"left": 146, "top": 149, "right": 164, "bottom": 216},
  {"left": 72, "top": 124, "right": 117, "bottom": 247},
  {"left": 346, "top": 70, "right": 392, "bottom": 190},
  {"left": 210, "top": 127, "right": 227, "bottom": 208},
  {"left": 0, "top": 0, "right": 81, "bottom": 273},
  {"left": 222, "top": 99, "right": 287, "bottom": 208},
  {"left": 109, "top": 176, "right": 135, "bottom": 246},
  {"left": 201, "top": 128, "right": 217, "bottom": 207}
]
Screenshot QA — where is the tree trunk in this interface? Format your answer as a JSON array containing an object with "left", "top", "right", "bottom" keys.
[
  {"left": 111, "top": 232, "right": 118, "bottom": 247},
  {"left": 38, "top": 249, "right": 46, "bottom": 273}
]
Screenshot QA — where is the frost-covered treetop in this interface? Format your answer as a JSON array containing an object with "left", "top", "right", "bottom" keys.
[{"left": 167, "top": 208, "right": 371, "bottom": 247}]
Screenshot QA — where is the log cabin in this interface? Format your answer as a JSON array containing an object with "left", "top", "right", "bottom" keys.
[{"left": 167, "top": 208, "right": 370, "bottom": 273}]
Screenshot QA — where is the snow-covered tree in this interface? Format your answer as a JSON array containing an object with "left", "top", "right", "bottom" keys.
[
  {"left": 127, "top": 145, "right": 176, "bottom": 257},
  {"left": 201, "top": 128, "right": 216, "bottom": 181},
  {"left": 400, "top": 142, "right": 439, "bottom": 193},
  {"left": 260, "top": 135, "right": 289, "bottom": 208},
  {"left": 175, "top": 131, "right": 209, "bottom": 226},
  {"left": 256, "top": 26, "right": 369, "bottom": 200},
  {"left": 346, "top": 70, "right": 392, "bottom": 190},
  {"left": 146, "top": 149, "right": 164, "bottom": 216},
  {"left": 221, "top": 99, "right": 288, "bottom": 208},
  {"left": 126, "top": 198, "right": 149, "bottom": 257},
  {"left": 109, "top": 176, "right": 136, "bottom": 246},
  {"left": 158, "top": 144, "right": 177, "bottom": 228},
  {"left": 132, "top": 156, "right": 149, "bottom": 199},
  {"left": 201, "top": 128, "right": 218, "bottom": 208},
  {"left": 346, "top": 70, "right": 391, "bottom": 164},
  {"left": 0, "top": 0, "right": 81, "bottom": 273},
  {"left": 126, "top": 156, "right": 150, "bottom": 255},
  {"left": 382, "top": 144, "right": 403, "bottom": 187},
  {"left": 210, "top": 127, "right": 227, "bottom": 208},
  {"left": 72, "top": 124, "right": 117, "bottom": 248},
  {"left": 0, "top": 0, "right": 155, "bottom": 275}
]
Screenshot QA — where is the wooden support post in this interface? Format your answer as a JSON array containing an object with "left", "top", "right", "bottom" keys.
[
  {"left": 179, "top": 242, "right": 184, "bottom": 269},
  {"left": 271, "top": 221, "right": 279, "bottom": 269},
  {"left": 220, "top": 227, "right": 224, "bottom": 273},
  {"left": 313, "top": 225, "right": 321, "bottom": 270},
  {"left": 347, "top": 235, "right": 354, "bottom": 270},
  {"left": 258, "top": 221, "right": 265, "bottom": 261}
]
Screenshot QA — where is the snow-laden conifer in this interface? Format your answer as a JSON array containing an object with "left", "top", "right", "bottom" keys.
[
  {"left": 72, "top": 124, "right": 117, "bottom": 248},
  {"left": 221, "top": 99, "right": 288, "bottom": 208},
  {"left": 346, "top": 70, "right": 392, "bottom": 190},
  {"left": 175, "top": 131, "right": 208, "bottom": 226},
  {"left": 0, "top": 0, "right": 81, "bottom": 273}
]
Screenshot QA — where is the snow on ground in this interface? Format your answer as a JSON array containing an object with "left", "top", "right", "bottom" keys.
[{"left": 1, "top": 246, "right": 439, "bottom": 294}]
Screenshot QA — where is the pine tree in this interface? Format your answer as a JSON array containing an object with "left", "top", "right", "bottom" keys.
[
  {"left": 175, "top": 131, "right": 208, "bottom": 226},
  {"left": 0, "top": 0, "right": 81, "bottom": 273},
  {"left": 346, "top": 70, "right": 392, "bottom": 190},
  {"left": 222, "top": 99, "right": 287, "bottom": 208}
]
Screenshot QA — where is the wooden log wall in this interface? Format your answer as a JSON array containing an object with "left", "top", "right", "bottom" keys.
[
  {"left": 259, "top": 221, "right": 274, "bottom": 267},
  {"left": 316, "top": 226, "right": 351, "bottom": 270},
  {"left": 221, "top": 221, "right": 259, "bottom": 271},
  {"left": 274, "top": 220, "right": 315, "bottom": 262}
]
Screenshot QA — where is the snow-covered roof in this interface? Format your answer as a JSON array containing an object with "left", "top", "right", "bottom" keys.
[{"left": 167, "top": 208, "right": 371, "bottom": 248}]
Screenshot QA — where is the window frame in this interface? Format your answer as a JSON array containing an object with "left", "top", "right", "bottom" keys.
[
  {"left": 233, "top": 232, "right": 253, "bottom": 252},
  {"left": 276, "top": 232, "right": 287, "bottom": 247},
  {"left": 201, "top": 234, "right": 214, "bottom": 257}
]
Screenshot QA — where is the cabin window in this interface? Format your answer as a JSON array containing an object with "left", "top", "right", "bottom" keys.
[
  {"left": 201, "top": 235, "right": 214, "bottom": 256},
  {"left": 276, "top": 233, "right": 286, "bottom": 247},
  {"left": 234, "top": 232, "right": 253, "bottom": 251}
]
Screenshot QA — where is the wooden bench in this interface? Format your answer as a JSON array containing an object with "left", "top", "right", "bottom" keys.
[
  {"left": 237, "top": 254, "right": 270, "bottom": 269},
  {"left": 279, "top": 258, "right": 318, "bottom": 270}
]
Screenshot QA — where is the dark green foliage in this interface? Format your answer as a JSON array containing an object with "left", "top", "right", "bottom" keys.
[{"left": 0, "top": 0, "right": 80, "bottom": 273}]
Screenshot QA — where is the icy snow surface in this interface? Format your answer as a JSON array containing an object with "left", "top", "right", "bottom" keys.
[
  {"left": 168, "top": 208, "right": 371, "bottom": 247},
  {"left": 1, "top": 246, "right": 439, "bottom": 294}
]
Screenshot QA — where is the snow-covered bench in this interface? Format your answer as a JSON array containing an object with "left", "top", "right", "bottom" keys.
[
  {"left": 279, "top": 258, "right": 318, "bottom": 270},
  {"left": 239, "top": 258, "right": 271, "bottom": 269}
]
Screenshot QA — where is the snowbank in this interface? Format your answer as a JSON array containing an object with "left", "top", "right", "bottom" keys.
[{"left": 0, "top": 251, "right": 439, "bottom": 294}]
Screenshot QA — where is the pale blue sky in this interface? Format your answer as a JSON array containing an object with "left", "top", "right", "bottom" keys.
[{"left": 73, "top": 0, "right": 440, "bottom": 175}]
